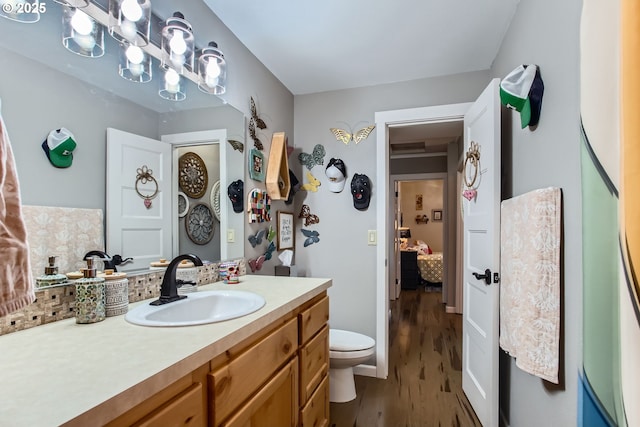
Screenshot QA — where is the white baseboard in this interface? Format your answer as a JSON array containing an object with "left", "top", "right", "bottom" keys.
[
  {"left": 353, "top": 364, "right": 377, "bottom": 378},
  {"left": 445, "top": 305, "right": 457, "bottom": 313}
]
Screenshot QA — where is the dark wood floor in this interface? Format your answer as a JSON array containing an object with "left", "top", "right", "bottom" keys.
[{"left": 330, "top": 289, "right": 482, "bottom": 427}]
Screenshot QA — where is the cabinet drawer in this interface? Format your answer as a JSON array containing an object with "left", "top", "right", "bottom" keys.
[
  {"left": 299, "top": 325, "right": 328, "bottom": 404},
  {"left": 299, "top": 296, "right": 329, "bottom": 345},
  {"left": 210, "top": 318, "right": 298, "bottom": 425},
  {"left": 300, "top": 375, "right": 329, "bottom": 427},
  {"left": 132, "top": 382, "right": 204, "bottom": 427},
  {"left": 220, "top": 358, "right": 298, "bottom": 427}
]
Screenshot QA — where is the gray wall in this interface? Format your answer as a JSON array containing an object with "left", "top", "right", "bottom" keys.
[
  {"left": 491, "top": 0, "right": 582, "bottom": 425},
  {"left": 293, "top": 69, "right": 490, "bottom": 341}
]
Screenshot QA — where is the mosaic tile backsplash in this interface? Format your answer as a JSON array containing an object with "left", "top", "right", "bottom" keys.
[{"left": 0, "top": 259, "right": 246, "bottom": 336}]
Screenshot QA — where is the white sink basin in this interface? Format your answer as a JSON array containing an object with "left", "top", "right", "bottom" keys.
[{"left": 125, "top": 290, "right": 266, "bottom": 327}]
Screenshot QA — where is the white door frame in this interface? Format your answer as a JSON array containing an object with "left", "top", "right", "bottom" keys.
[{"left": 373, "top": 103, "right": 472, "bottom": 379}]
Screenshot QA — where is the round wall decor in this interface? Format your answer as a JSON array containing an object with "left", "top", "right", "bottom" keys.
[
  {"left": 211, "top": 180, "right": 221, "bottom": 221},
  {"left": 178, "top": 152, "right": 208, "bottom": 199},
  {"left": 185, "top": 203, "right": 215, "bottom": 245},
  {"left": 177, "top": 192, "right": 189, "bottom": 218}
]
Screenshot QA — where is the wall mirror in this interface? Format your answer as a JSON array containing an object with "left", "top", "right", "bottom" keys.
[{"left": 0, "top": 0, "right": 245, "bottom": 275}]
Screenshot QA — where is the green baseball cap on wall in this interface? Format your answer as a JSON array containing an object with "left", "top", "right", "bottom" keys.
[
  {"left": 41, "top": 128, "right": 76, "bottom": 168},
  {"left": 499, "top": 64, "right": 545, "bottom": 129}
]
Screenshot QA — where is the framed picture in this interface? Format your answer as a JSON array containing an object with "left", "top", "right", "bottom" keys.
[
  {"left": 249, "top": 148, "right": 265, "bottom": 182},
  {"left": 432, "top": 209, "right": 443, "bottom": 222},
  {"left": 415, "top": 194, "right": 423, "bottom": 210},
  {"left": 277, "top": 211, "right": 294, "bottom": 250}
]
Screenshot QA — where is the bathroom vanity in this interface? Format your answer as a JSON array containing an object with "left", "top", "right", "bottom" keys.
[{"left": 0, "top": 275, "right": 331, "bottom": 427}]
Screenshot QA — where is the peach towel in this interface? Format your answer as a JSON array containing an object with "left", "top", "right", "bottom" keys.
[
  {"left": 0, "top": 113, "right": 35, "bottom": 317},
  {"left": 500, "top": 187, "right": 561, "bottom": 383}
]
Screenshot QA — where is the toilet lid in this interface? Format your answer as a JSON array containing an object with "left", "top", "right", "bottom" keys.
[{"left": 329, "top": 329, "right": 375, "bottom": 351}]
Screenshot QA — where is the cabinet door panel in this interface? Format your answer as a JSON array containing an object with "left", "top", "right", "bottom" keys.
[
  {"left": 299, "top": 296, "right": 329, "bottom": 344},
  {"left": 210, "top": 318, "right": 298, "bottom": 424},
  {"left": 299, "top": 325, "right": 328, "bottom": 403},
  {"left": 300, "top": 375, "right": 329, "bottom": 427},
  {"left": 133, "top": 382, "right": 204, "bottom": 427},
  {"left": 221, "top": 358, "right": 298, "bottom": 427}
]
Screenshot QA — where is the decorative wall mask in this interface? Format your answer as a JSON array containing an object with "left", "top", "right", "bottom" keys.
[
  {"left": 301, "top": 229, "right": 320, "bottom": 247},
  {"left": 301, "top": 171, "right": 321, "bottom": 192},
  {"left": 351, "top": 173, "right": 372, "bottom": 211},
  {"left": 178, "top": 152, "right": 208, "bottom": 199},
  {"left": 330, "top": 125, "right": 375, "bottom": 145},
  {"left": 298, "top": 144, "right": 326, "bottom": 170},
  {"left": 227, "top": 179, "right": 244, "bottom": 213},
  {"left": 463, "top": 141, "right": 480, "bottom": 201},
  {"left": 299, "top": 204, "right": 320, "bottom": 226},
  {"left": 250, "top": 97, "right": 267, "bottom": 130}
]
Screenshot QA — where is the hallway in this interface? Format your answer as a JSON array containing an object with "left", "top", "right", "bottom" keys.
[{"left": 330, "top": 289, "right": 482, "bottom": 427}]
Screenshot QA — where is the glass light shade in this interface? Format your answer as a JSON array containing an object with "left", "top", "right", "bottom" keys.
[
  {"left": 53, "top": 0, "right": 89, "bottom": 6},
  {"left": 0, "top": 0, "right": 40, "bottom": 23},
  {"left": 62, "top": 6, "right": 104, "bottom": 57},
  {"left": 108, "top": 0, "right": 150, "bottom": 46},
  {"left": 159, "top": 67, "right": 186, "bottom": 101},
  {"left": 198, "top": 42, "right": 227, "bottom": 95},
  {"left": 160, "top": 12, "right": 194, "bottom": 74},
  {"left": 119, "top": 43, "right": 152, "bottom": 82}
]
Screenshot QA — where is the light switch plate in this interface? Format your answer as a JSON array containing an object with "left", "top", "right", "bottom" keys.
[
  {"left": 367, "top": 230, "right": 377, "bottom": 245},
  {"left": 227, "top": 229, "right": 235, "bottom": 243}
]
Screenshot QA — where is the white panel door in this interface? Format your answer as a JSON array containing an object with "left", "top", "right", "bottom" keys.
[
  {"left": 462, "top": 78, "right": 501, "bottom": 426},
  {"left": 106, "top": 128, "right": 172, "bottom": 272}
]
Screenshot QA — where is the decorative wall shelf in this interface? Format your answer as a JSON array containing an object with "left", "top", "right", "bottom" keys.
[{"left": 266, "top": 132, "right": 291, "bottom": 200}]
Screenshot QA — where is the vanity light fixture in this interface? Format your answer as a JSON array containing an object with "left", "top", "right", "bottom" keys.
[
  {"left": 160, "top": 12, "right": 194, "bottom": 75},
  {"left": 0, "top": 0, "right": 42, "bottom": 23},
  {"left": 119, "top": 42, "right": 152, "bottom": 82},
  {"left": 198, "top": 41, "right": 227, "bottom": 95},
  {"left": 158, "top": 67, "right": 186, "bottom": 101},
  {"left": 62, "top": 6, "right": 105, "bottom": 57},
  {"left": 108, "top": 0, "right": 151, "bottom": 46}
]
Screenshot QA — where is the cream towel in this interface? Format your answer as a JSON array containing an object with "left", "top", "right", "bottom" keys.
[
  {"left": 500, "top": 187, "right": 561, "bottom": 383},
  {"left": 0, "top": 114, "right": 35, "bottom": 317}
]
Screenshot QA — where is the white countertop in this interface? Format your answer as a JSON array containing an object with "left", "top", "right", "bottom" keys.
[{"left": 0, "top": 275, "right": 331, "bottom": 427}]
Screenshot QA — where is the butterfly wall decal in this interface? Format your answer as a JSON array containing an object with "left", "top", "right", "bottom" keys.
[
  {"left": 267, "top": 224, "right": 276, "bottom": 242},
  {"left": 250, "top": 97, "right": 267, "bottom": 130},
  {"left": 301, "top": 171, "right": 321, "bottom": 192},
  {"left": 248, "top": 228, "right": 266, "bottom": 248},
  {"left": 299, "top": 204, "right": 320, "bottom": 226},
  {"left": 301, "top": 229, "right": 320, "bottom": 247},
  {"left": 298, "top": 144, "right": 326, "bottom": 170},
  {"left": 248, "top": 118, "right": 264, "bottom": 150},
  {"left": 329, "top": 125, "right": 376, "bottom": 145},
  {"left": 227, "top": 139, "right": 244, "bottom": 153},
  {"left": 264, "top": 241, "right": 276, "bottom": 260},
  {"left": 248, "top": 255, "right": 266, "bottom": 273}
]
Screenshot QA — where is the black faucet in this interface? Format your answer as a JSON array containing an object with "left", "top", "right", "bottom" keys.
[
  {"left": 150, "top": 254, "right": 203, "bottom": 306},
  {"left": 83, "top": 251, "right": 133, "bottom": 272}
]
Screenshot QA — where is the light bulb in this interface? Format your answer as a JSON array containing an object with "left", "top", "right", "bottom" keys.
[
  {"left": 125, "top": 45, "right": 143, "bottom": 64},
  {"left": 205, "top": 60, "right": 221, "bottom": 79},
  {"left": 120, "top": 0, "right": 142, "bottom": 22},
  {"left": 164, "top": 68, "right": 180, "bottom": 94},
  {"left": 71, "top": 9, "right": 94, "bottom": 35},
  {"left": 120, "top": 18, "right": 137, "bottom": 40},
  {"left": 169, "top": 30, "right": 187, "bottom": 55}
]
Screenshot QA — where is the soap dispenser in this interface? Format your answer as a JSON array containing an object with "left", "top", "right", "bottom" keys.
[
  {"left": 74, "top": 257, "right": 106, "bottom": 324},
  {"left": 35, "top": 256, "right": 68, "bottom": 288}
]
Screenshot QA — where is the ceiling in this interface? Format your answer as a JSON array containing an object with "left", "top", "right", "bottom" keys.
[{"left": 203, "top": 0, "right": 520, "bottom": 95}]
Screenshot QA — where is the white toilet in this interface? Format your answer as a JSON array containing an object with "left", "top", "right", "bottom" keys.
[{"left": 329, "top": 328, "right": 376, "bottom": 403}]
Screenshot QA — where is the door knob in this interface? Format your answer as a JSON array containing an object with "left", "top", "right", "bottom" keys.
[{"left": 472, "top": 268, "right": 492, "bottom": 285}]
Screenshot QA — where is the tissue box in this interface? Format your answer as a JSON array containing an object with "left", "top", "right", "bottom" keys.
[{"left": 274, "top": 266, "right": 290, "bottom": 277}]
